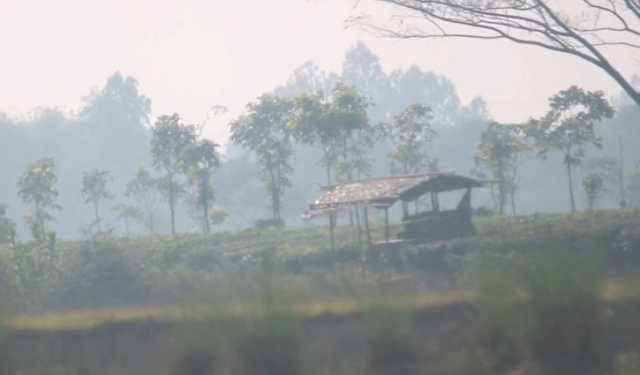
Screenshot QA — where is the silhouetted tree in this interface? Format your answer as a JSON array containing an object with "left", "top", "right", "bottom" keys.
[
  {"left": 80, "top": 72, "right": 152, "bottom": 173},
  {"left": 386, "top": 103, "right": 436, "bottom": 175},
  {"left": 342, "top": 41, "right": 391, "bottom": 121},
  {"left": 230, "top": 95, "right": 294, "bottom": 223},
  {"left": 151, "top": 114, "right": 197, "bottom": 236},
  {"left": 582, "top": 157, "right": 619, "bottom": 210},
  {"left": 274, "top": 61, "right": 340, "bottom": 98},
  {"left": 389, "top": 65, "right": 463, "bottom": 128},
  {"left": 81, "top": 169, "right": 113, "bottom": 233},
  {"left": 476, "top": 122, "right": 528, "bottom": 216},
  {"left": 125, "top": 167, "right": 160, "bottom": 234},
  {"left": 112, "top": 203, "right": 142, "bottom": 237},
  {"left": 525, "top": 86, "right": 614, "bottom": 213},
  {"left": 17, "top": 157, "right": 61, "bottom": 241},
  {"left": 292, "top": 83, "right": 372, "bottom": 185},
  {"left": 183, "top": 139, "right": 221, "bottom": 234},
  {"left": 583, "top": 173, "right": 606, "bottom": 211}
]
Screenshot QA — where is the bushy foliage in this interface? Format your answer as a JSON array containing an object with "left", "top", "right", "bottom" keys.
[{"left": 470, "top": 247, "right": 614, "bottom": 375}]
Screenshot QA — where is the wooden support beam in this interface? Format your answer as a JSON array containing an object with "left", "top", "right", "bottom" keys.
[
  {"left": 431, "top": 192, "right": 440, "bottom": 212},
  {"left": 384, "top": 207, "right": 390, "bottom": 243},
  {"left": 355, "top": 206, "right": 362, "bottom": 246},
  {"left": 363, "top": 206, "right": 371, "bottom": 248}
]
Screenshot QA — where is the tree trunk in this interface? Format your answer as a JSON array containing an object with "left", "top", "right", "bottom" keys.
[
  {"left": 326, "top": 160, "right": 332, "bottom": 186},
  {"left": 384, "top": 207, "right": 390, "bottom": 242},
  {"left": 35, "top": 202, "right": 46, "bottom": 242},
  {"left": 354, "top": 206, "right": 362, "bottom": 246},
  {"left": 498, "top": 182, "right": 507, "bottom": 215},
  {"left": 203, "top": 196, "right": 210, "bottom": 235},
  {"left": 168, "top": 178, "right": 176, "bottom": 237},
  {"left": 268, "top": 156, "right": 280, "bottom": 222},
  {"left": 363, "top": 206, "right": 371, "bottom": 248},
  {"left": 489, "top": 184, "right": 498, "bottom": 213},
  {"left": 510, "top": 190, "right": 517, "bottom": 217},
  {"left": 566, "top": 162, "right": 577, "bottom": 214},
  {"left": 94, "top": 201, "right": 101, "bottom": 233}
]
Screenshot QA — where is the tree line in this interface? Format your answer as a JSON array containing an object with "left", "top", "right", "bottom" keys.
[
  {"left": 1, "top": 78, "right": 632, "bottom": 247},
  {"left": 1, "top": 38, "right": 640, "bottom": 244}
]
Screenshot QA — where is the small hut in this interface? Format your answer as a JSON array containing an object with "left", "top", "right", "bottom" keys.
[{"left": 303, "top": 173, "right": 485, "bottom": 248}]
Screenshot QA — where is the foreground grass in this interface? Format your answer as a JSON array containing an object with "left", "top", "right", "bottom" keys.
[
  {"left": 8, "top": 278, "right": 640, "bottom": 332},
  {"left": 7, "top": 290, "right": 472, "bottom": 331}
]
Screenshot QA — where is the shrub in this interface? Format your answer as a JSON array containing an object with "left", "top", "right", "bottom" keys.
[
  {"left": 234, "top": 314, "right": 302, "bottom": 375},
  {"left": 470, "top": 247, "right": 614, "bottom": 375},
  {"left": 363, "top": 306, "right": 419, "bottom": 375}
]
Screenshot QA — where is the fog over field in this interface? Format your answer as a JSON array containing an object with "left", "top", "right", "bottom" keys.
[
  {"left": 3, "top": 2, "right": 640, "bottom": 375},
  {"left": 2, "top": 0, "right": 639, "bottom": 238}
]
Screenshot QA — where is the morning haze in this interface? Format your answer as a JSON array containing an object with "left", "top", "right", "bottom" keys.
[
  {"left": 1, "top": 1, "right": 640, "bottom": 374},
  {"left": 2, "top": 0, "right": 633, "bottom": 137}
]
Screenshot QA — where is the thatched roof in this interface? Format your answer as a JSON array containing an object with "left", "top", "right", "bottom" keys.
[{"left": 303, "top": 173, "right": 484, "bottom": 219}]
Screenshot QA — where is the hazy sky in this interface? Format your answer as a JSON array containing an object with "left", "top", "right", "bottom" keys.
[{"left": 1, "top": 0, "right": 637, "bottom": 142}]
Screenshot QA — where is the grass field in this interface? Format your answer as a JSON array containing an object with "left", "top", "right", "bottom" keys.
[
  {"left": 7, "top": 276, "right": 640, "bottom": 332},
  {"left": 1, "top": 210, "right": 640, "bottom": 374}
]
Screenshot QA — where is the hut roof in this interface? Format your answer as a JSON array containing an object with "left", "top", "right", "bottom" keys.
[{"left": 304, "top": 173, "right": 484, "bottom": 219}]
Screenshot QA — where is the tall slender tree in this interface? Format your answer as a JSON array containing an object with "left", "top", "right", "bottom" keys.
[
  {"left": 17, "top": 157, "right": 61, "bottom": 241},
  {"left": 525, "top": 86, "right": 614, "bottom": 213},
  {"left": 125, "top": 167, "right": 160, "bottom": 234},
  {"left": 183, "top": 139, "right": 221, "bottom": 234},
  {"left": 112, "top": 203, "right": 142, "bottom": 237},
  {"left": 81, "top": 169, "right": 113, "bottom": 233},
  {"left": 151, "top": 114, "right": 197, "bottom": 236},
  {"left": 230, "top": 95, "right": 294, "bottom": 223},
  {"left": 386, "top": 103, "right": 436, "bottom": 175},
  {"left": 476, "top": 122, "right": 528, "bottom": 216}
]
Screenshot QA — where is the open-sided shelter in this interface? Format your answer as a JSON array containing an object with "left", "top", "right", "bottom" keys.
[{"left": 303, "top": 173, "right": 485, "bottom": 249}]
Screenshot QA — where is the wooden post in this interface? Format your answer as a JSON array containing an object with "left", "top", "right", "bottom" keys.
[
  {"left": 384, "top": 207, "right": 390, "bottom": 243},
  {"left": 431, "top": 192, "right": 440, "bottom": 212},
  {"left": 363, "top": 206, "right": 371, "bottom": 247},
  {"left": 355, "top": 205, "right": 362, "bottom": 246}
]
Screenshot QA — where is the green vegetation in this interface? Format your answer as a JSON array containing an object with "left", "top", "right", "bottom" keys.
[
  {"left": 475, "top": 121, "right": 528, "bottom": 216},
  {"left": 81, "top": 169, "right": 113, "bottom": 234},
  {"left": 17, "top": 157, "right": 61, "bottom": 242},
  {"left": 2, "top": 209, "right": 640, "bottom": 374},
  {"left": 151, "top": 114, "right": 199, "bottom": 237},
  {"left": 230, "top": 95, "right": 295, "bottom": 223},
  {"left": 525, "top": 86, "right": 615, "bottom": 213}
]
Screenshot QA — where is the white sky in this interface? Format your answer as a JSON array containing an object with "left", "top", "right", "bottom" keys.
[{"left": 1, "top": 0, "right": 637, "bottom": 142}]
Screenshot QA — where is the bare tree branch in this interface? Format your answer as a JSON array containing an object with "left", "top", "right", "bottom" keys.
[{"left": 351, "top": 0, "right": 640, "bottom": 107}]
